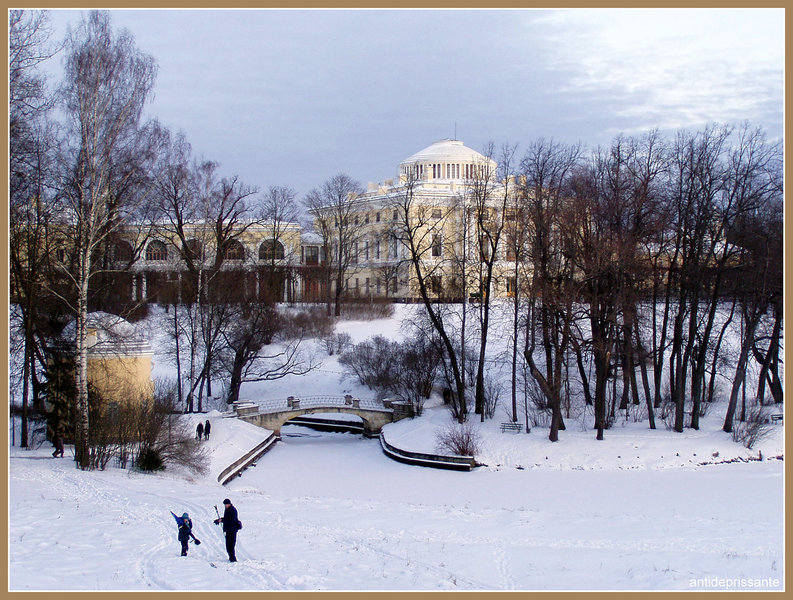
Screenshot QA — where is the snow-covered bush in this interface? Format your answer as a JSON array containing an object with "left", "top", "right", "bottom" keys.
[
  {"left": 435, "top": 420, "right": 480, "bottom": 457},
  {"left": 731, "top": 405, "right": 775, "bottom": 449},
  {"left": 482, "top": 374, "right": 500, "bottom": 419},
  {"left": 280, "top": 307, "right": 334, "bottom": 339},
  {"left": 338, "top": 298, "right": 395, "bottom": 320},
  {"left": 339, "top": 334, "right": 441, "bottom": 412},
  {"left": 339, "top": 335, "right": 398, "bottom": 394},
  {"left": 138, "top": 380, "right": 209, "bottom": 475},
  {"left": 322, "top": 332, "right": 352, "bottom": 356}
]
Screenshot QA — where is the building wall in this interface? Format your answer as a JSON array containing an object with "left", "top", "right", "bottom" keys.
[
  {"left": 92, "top": 141, "right": 522, "bottom": 305},
  {"left": 87, "top": 354, "right": 154, "bottom": 404}
]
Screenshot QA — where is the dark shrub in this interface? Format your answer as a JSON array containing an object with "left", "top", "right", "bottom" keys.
[{"left": 136, "top": 446, "right": 165, "bottom": 471}]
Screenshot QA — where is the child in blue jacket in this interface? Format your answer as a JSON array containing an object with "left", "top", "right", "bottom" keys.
[{"left": 171, "top": 511, "right": 200, "bottom": 556}]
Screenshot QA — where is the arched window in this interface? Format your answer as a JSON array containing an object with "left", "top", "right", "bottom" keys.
[
  {"left": 224, "top": 239, "right": 245, "bottom": 261},
  {"left": 114, "top": 240, "right": 134, "bottom": 263},
  {"left": 145, "top": 240, "right": 168, "bottom": 262},
  {"left": 259, "top": 239, "right": 285, "bottom": 261},
  {"left": 183, "top": 238, "right": 205, "bottom": 262}
]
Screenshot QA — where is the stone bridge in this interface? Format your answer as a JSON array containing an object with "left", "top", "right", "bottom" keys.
[{"left": 233, "top": 395, "right": 414, "bottom": 438}]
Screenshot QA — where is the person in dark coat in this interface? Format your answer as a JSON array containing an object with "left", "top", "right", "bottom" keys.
[
  {"left": 196, "top": 421, "right": 204, "bottom": 441},
  {"left": 51, "top": 434, "right": 65, "bottom": 458},
  {"left": 174, "top": 512, "right": 199, "bottom": 556},
  {"left": 214, "top": 498, "right": 240, "bottom": 562},
  {"left": 203, "top": 419, "right": 211, "bottom": 440}
]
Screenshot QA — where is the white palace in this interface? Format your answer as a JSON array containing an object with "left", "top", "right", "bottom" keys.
[{"left": 120, "top": 139, "right": 518, "bottom": 305}]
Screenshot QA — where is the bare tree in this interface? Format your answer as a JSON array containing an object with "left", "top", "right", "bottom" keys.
[
  {"left": 54, "top": 11, "right": 160, "bottom": 468},
  {"left": 386, "top": 170, "right": 469, "bottom": 421},
  {"left": 153, "top": 139, "right": 261, "bottom": 411},
  {"left": 304, "top": 174, "right": 365, "bottom": 317},
  {"left": 9, "top": 9, "right": 59, "bottom": 447},
  {"left": 220, "top": 302, "right": 320, "bottom": 404},
  {"left": 469, "top": 143, "right": 517, "bottom": 419},
  {"left": 260, "top": 185, "right": 300, "bottom": 302},
  {"left": 720, "top": 127, "right": 783, "bottom": 432},
  {"left": 519, "top": 138, "right": 581, "bottom": 441}
]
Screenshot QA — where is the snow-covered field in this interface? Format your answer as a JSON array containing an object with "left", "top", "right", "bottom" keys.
[{"left": 8, "top": 304, "right": 785, "bottom": 591}]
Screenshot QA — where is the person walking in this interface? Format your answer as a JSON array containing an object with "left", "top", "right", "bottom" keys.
[
  {"left": 171, "top": 511, "right": 200, "bottom": 557},
  {"left": 203, "top": 419, "right": 211, "bottom": 440},
  {"left": 196, "top": 421, "right": 204, "bottom": 441},
  {"left": 51, "top": 433, "right": 65, "bottom": 458},
  {"left": 214, "top": 498, "right": 241, "bottom": 562}
]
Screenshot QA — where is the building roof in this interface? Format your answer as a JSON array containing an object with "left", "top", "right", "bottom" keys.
[
  {"left": 400, "top": 139, "right": 491, "bottom": 166},
  {"left": 62, "top": 312, "right": 152, "bottom": 356}
]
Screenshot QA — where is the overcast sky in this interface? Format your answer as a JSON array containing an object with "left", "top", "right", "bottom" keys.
[{"left": 43, "top": 8, "right": 784, "bottom": 199}]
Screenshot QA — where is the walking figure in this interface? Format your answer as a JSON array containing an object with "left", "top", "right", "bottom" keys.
[
  {"left": 196, "top": 421, "right": 204, "bottom": 441},
  {"left": 51, "top": 434, "right": 64, "bottom": 458},
  {"left": 204, "top": 419, "right": 211, "bottom": 440},
  {"left": 214, "top": 498, "right": 241, "bottom": 562}
]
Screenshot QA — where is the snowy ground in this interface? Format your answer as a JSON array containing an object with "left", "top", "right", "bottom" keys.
[{"left": 7, "top": 304, "right": 785, "bottom": 591}]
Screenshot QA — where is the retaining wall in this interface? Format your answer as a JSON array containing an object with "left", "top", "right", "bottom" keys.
[
  {"left": 379, "top": 432, "right": 476, "bottom": 471},
  {"left": 217, "top": 430, "right": 279, "bottom": 485}
]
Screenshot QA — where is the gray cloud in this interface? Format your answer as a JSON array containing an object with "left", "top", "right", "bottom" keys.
[{"left": 42, "top": 8, "right": 783, "bottom": 198}]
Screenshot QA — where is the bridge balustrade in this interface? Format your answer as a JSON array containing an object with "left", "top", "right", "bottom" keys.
[{"left": 253, "top": 395, "right": 394, "bottom": 414}]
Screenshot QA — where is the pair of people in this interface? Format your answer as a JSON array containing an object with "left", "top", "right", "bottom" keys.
[
  {"left": 173, "top": 498, "right": 240, "bottom": 562},
  {"left": 196, "top": 419, "right": 211, "bottom": 441}
]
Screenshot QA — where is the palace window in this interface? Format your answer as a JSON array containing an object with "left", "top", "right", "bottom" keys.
[
  {"left": 259, "top": 239, "right": 285, "bottom": 261},
  {"left": 430, "top": 275, "right": 443, "bottom": 295},
  {"left": 304, "top": 246, "right": 319, "bottom": 265},
  {"left": 479, "top": 236, "right": 491, "bottom": 262},
  {"left": 224, "top": 240, "right": 245, "bottom": 261},
  {"left": 146, "top": 240, "right": 168, "bottom": 262},
  {"left": 114, "top": 240, "right": 134, "bottom": 263},
  {"left": 432, "top": 208, "right": 442, "bottom": 219},
  {"left": 432, "top": 233, "right": 442, "bottom": 257},
  {"left": 183, "top": 238, "right": 205, "bottom": 262}
]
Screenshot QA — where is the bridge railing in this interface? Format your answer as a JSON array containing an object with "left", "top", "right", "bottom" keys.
[{"left": 249, "top": 395, "right": 396, "bottom": 414}]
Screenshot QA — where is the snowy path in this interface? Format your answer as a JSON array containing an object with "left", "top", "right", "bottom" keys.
[{"left": 9, "top": 419, "right": 783, "bottom": 591}]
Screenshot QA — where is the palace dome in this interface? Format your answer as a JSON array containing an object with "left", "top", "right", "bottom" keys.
[
  {"left": 398, "top": 139, "right": 497, "bottom": 183},
  {"left": 401, "top": 139, "right": 489, "bottom": 165}
]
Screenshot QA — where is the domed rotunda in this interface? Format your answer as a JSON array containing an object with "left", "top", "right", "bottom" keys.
[{"left": 397, "top": 139, "right": 497, "bottom": 183}]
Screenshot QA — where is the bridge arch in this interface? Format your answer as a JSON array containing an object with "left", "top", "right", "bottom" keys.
[{"left": 234, "top": 396, "right": 413, "bottom": 438}]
